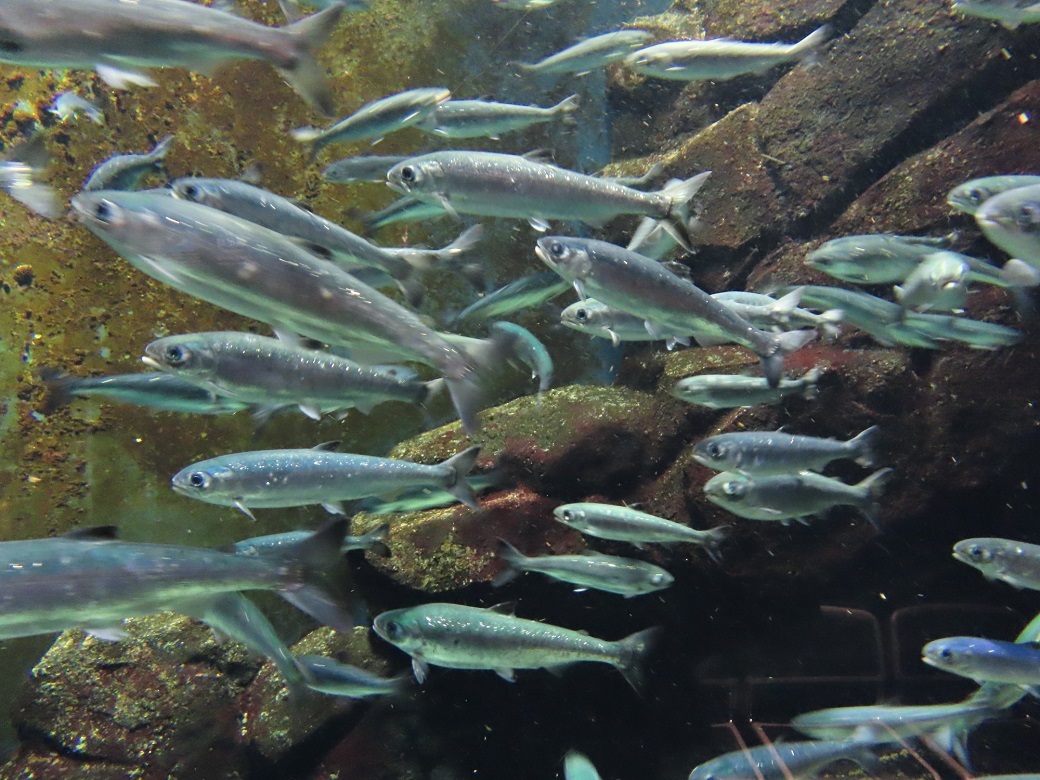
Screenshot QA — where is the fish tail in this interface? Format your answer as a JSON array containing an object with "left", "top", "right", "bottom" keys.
[
  {"left": 37, "top": 367, "right": 77, "bottom": 412},
  {"left": 492, "top": 538, "right": 526, "bottom": 586},
  {"left": 440, "top": 445, "right": 482, "bottom": 509},
  {"left": 700, "top": 525, "right": 731, "bottom": 564},
  {"left": 489, "top": 321, "right": 554, "bottom": 398},
  {"left": 658, "top": 171, "right": 712, "bottom": 249},
  {"left": 790, "top": 24, "right": 832, "bottom": 63},
  {"left": 613, "top": 626, "right": 663, "bottom": 696},
  {"left": 280, "top": 4, "right": 344, "bottom": 117},
  {"left": 771, "top": 287, "right": 803, "bottom": 315},
  {"left": 148, "top": 134, "right": 175, "bottom": 162},
  {"left": 760, "top": 328, "right": 817, "bottom": 387},
  {"left": 421, "top": 377, "right": 446, "bottom": 407},
  {"left": 801, "top": 366, "right": 823, "bottom": 400},
  {"left": 553, "top": 94, "right": 581, "bottom": 124},
  {"left": 445, "top": 373, "right": 486, "bottom": 434},
  {"left": 855, "top": 467, "right": 895, "bottom": 530},
  {"left": 275, "top": 518, "right": 358, "bottom": 631},
  {"left": 847, "top": 424, "right": 881, "bottom": 467},
  {"left": 350, "top": 522, "right": 391, "bottom": 557}
]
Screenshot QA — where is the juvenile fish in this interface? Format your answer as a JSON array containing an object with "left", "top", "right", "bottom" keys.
[
  {"left": 171, "top": 443, "right": 482, "bottom": 519},
  {"left": 561, "top": 298, "right": 702, "bottom": 348},
  {"left": 903, "top": 313, "right": 1022, "bottom": 350},
  {"left": 388, "top": 152, "right": 709, "bottom": 240},
  {"left": 0, "top": 132, "right": 61, "bottom": 218},
  {"left": 365, "top": 195, "right": 450, "bottom": 230},
  {"left": 692, "top": 426, "right": 879, "bottom": 475},
  {"left": 948, "top": 175, "right": 1040, "bottom": 215},
  {"left": 323, "top": 155, "right": 409, "bottom": 184},
  {"left": 711, "top": 289, "right": 843, "bottom": 340},
  {"left": 0, "top": 0, "right": 343, "bottom": 115},
  {"left": 39, "top": 368, "right": 249, "bottom": 415},
  {"left": 490, "top": 321, "right": 554, "bottom": 397},
  {"left": 806, "top": 233, "right": 957, "bottom": 284},
  {"left": 292, "top": 87, "right": 451, "bottom": 154},
  {"left": 84, "top": 135, "right": 174, "bottom": 191},
  {"left": 360, "top": 471, "right": 503, "bottom": 515},
  {"left": 627, "top": 25, "right": 830, "bottom": 82},
  {"left": 793, "top": 286, "right": 942, "bottom": 349},
  {"left": 553, "top": 503, "right": 728, "bottom": 560},
  {"left": 518, "top": 29, "right": 655, "bottom": 75},
  {"left": 923, "top": 636, "right": 1040, "bottom": 687},
  {"left": 71, "top": 191, "right": 510, "bottom": 433},
  {"left": 453, "top": 271, "right": 569, "bottom": 325},
  {"left": 494, "top": 539, "right": 674, "bottom": 597},
  {"left": 418, "top": 95, "right": 579, "bottom": 139},
  {"left": 672, "top": 368, "right": 821, "bottom": 409},
  {"left": 564, "top": 750, "right": 603, "bottom": 780},
  {"left": 50, "top": 92, "right": 104, "bottom": 125},
  {"left": 143, "top": 331, "right": 441, "bottom": 419},
  {"left": 687, "top": 739, "right": 879, "bottom": 780},
  {"left": 234, "top": 523, "right": 391, "bottom": 557},
  {"left": 295, "top": 655, "right": 409, "bottom": 698},
  {"left": 371, "top": 602, "right": 660, "bottom": 690},
  {"left": 975, "top": 183, "right": 1040, "bottom": 266},
  {"left": 538, "top": 237, "right": 815, "bottom": 385},
  {"left": 954, "top": 537, "right": 1040, "bottom": 589},
  {"left": 952, "top": 0, "right": 1040, "bottom": 28},
  {"left": 894, "top": 251, "right": 970, "bottom": 313},
  {"left": 703, "top": 468, "right": 893, "bottom": 528}
]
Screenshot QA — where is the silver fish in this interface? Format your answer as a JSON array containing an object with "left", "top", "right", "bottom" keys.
[
  {"left": 894, "top": 251, "right": 970, "bottom": 313},
  {"left": 71, "top": 191, "right": 507, "bottom": 432},
  {"left": 371, "top": 602, "right": 660, "bottom": 690},
  {"left": 359, "top": 470, "right": 503, "bottom": 515},
  {"left": 494, "top": 539, "right": 674, "bottom": 597},
  {"left": 703, "top": 468, "right": 893, "bottom": 528},
  {"left": 687, "top": 739, "right": 878, "bottom": 780},
  {"left": 976, "top": 183, "right": 1040, "bottom": 267},
  {"left": 170, "top": 442, "right": 482, "bottom": 519},
  {"left": 953, "top": 0, "right": 1040, "bottom": 28},
  {"left": 805, "top": 233, "right": 956, "bottom": 284},
  {"left": 365, "top": 195, "right": 451, "bottom": 230},
  {"left": 39, "top": 368, "right": 249, "bottom": 415},
  {"left": 295, "top": 655, "right": 409, "bottom": 698},
  {"left": 710, "top": 289, "right": 843, "bottom": 340},
  {"left": 922, "top": 636, "right": 1040, "bottom": 686},
  {"left": 490, "top": 321, "right": 553, "bottom": 398},
  {"left": 792, "top": 286, "right": 943, "bottom": 349},
  {"left": 143, "top": 331, "right": 441, "bottom": 420},
  {"left": 903, "top": 312, "right": 1022, "bottom": 350},
  {"left": 292, "top": 87, "right": 451, "bottom": 153},
  {"left": 518, "top": 29, "right": 655, "bottom": 75},
  {"left": 452, "top": 271, "right": 569, "bottom": 325},
  {"left": 83, "top": 135, "right": 174, "bottom": 191},
  {"left": 627, "top": 25, "right": 830, "bottom": 82},
  {"left": 948, "top": 175, "right": 1040, "bottom": 215},
  {"left": 691, "top": 426, "right": 880, "bottom": 475},
  {"left": 50, "top": 91, "right": 104, "bottom": 125},
  {"left": 388, "top": 152, "right": 710, "bottom": 238},
  {"left": 323, "top": 155, "right": 409, "bottom": 184},
  {"left": 671, "top": 368, "right": 821, "bottom": 409},
  {"left": 0, "top": 0, "right": 343, "bottom": 115},
  {"left": 418, "top": 95, "right": 579, "bottom": 139},
  {"left": 234, "top": 523, "right": 391, "bottom": 557},
  {"left": 954, "top": 537, "right": 1040, "bottom": 590},
  {"left": 537, "top": 237, "right": 815, "bottom": 385},
  {"left": 0, "top": 132, "right": 61, "bottom": 218},
  {"left": 553, "top": 502, "right": 728, "bottom": 560}
]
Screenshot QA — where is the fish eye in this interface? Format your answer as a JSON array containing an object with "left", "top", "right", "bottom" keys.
[
  {"left": 383, "top": 620, "right": 402, "bottom": 639},
  {"left": 164, "top": 345, "right": 187, "bottom": 366},
  {"left": 939, "top": 647, "right": 953, "bottom": 661},
  {"left": 187, "top": 472, "right": 210, "bottom": 489},
  {"left": 575, "top": 308, "right": 588, "bottom": 321},
  {"left": 722, "top": 481, "right": 745, "bottom": 499},
  {"left": 967, "top": 544, "right": 991, "bottom": 562},
  {"left": 1016, "top": 203, "right": 1040, "bottom": 228},
  {"left": 93, "top": 200, "right": 114, "bottom": 223},
  {"left": 549, "top": 241, "right": 566, "bottom": 258},
  {"left": 0, "top": 35, "right": 22, "bottom": 54},
  {"left": 180, "top": 183, "right": 199, "bottom": 200},
  {"left": 705, "top": 442, "right": 723, "bottom": 459},
  {"left": 650, "top": 573, "right": 666, "bottom": 585},
  {"left": 561, "top": 509, "right": 573, "bottom": 522},
  {"left": 967, "top": 188, "right": 982, "bottom": 203},
  {"left": 399, "top": 165, "right": 416, "bottom": 183}
]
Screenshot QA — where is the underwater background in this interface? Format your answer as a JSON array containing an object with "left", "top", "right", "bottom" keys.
[{"left": 3, "top": 0, "right": 1040, "bottom": 777}]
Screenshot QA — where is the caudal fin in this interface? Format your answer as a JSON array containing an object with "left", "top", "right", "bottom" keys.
[
  {"left": 855, "top": 467, "right": 895, "bottom": 530},
  {"left": 440, "top": 446, "right": 482, "bottom": 509},
  {"left": 280, "top": 5, "right": 344, "bottom": 117},
  {"left": 613, "top": 626, "right": 662, "bottom": 695},
  {"left": 276, "top": 518, "right": 357, "bottom": 631},
  {"left": 847, "top": 424, "right": 881, "bottom": 467},
  {"left": 658, "top": 171, "right": 711, "bottom": 250},
  {"left": 790, "top": 24, "right": 832, "bottom": 63},
  {"left": 492, "top": 538, "right": 528, "bottom": 586},
  {"left": 759, "top": 328, "right": 817, "bottom": 387},
  {"left": 698, "top": 525, "right": 731, "bottom": 564},
  {"left": 38, "top": 367, "right": 77, "bottom": 412}
]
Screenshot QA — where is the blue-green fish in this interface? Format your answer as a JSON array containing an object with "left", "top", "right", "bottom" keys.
[
  {"left": 518, "top": 29, "right": 654, "bottom": 75},
  {"left": 418, "top": 95, "right": 579, "bottom": 139},
  {"left": 954, "top": 537, "right": 1040, "bottom": 590},
  {"left": 692, "top": 426, "right": 879, "bottom": 476},
  {"left": 490, "top": 321, "right": 553, "bottom": 398},
  {"left": 365, "top": 196, "right": 450, "bottom": 230},
  {"left": 171, "top": 443, "right": 482, "bottom": 519},
  {"left": 923, "top": 637, "right": 1040, "bottom": 687},
  {"left": 976, "top": 183, "right": 1040, "bottom": 267},
  {"left": 295, "top": 655, "right": 409, "bottom": 698},
  {"left": 805, "top": 233, "right": 956, "bottom": 284},
  {"left": 84, "top": 135, "right": 173, "bottom": 191},
  {"left": 453, "top": 271, "right": 570, "bottom": 325},
  {"left": 894, "top": 251, "right": 971, "bottom": 313},
  {"left": 703, "top": 469, "right": 893, "bottom": 528},
  {"left": 948, "top": 175, "right": 1040, "bottom": 215},
  {"left": 323, "top": 155, "right": 409, "bottom": 184},
  {"left": 672, "top": 369, "right": 821, "bottom": 409},
  {"left": 359, "top": 471, "right": 503, "bottom": 515},
  {"left": 233, "top": 523, "right": 390, "bottom": 558},
  {"left": 0, "top": 1, "right": 343, "bottom": 115},
  {"left": 687, "top": 739, "right": 878, "bottom": 780},
  {"left": 564, "top": 750, "right": 603, "bottom": 780},
  {"left": 553, "top": 503, "right": 728, "bottom": 560},
  {"left": 371, "top": 602, "right": 660, "bottom": 690},
  {"left": 494, "top": 540, "right": 674, "bottom": 597},
  {"left": 561, "top": 298, "right": 700, "bottom": 348},
  {"left": 40, "top": 368, "right": 249, "bottom": 415},
  {"left": 953, "top": 0, "right": 1040, "bottom": 28},
  {"left": 903, "top": 313, "right": 1022, "bottom": 350}
]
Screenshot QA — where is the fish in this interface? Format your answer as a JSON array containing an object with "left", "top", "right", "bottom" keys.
[
  {"left": 537, "top": 237, "right": 815, "bottom": 385},
  {"left": 359, "top": 470, "right": 503, "bottom": 515},
  {"left": 691, "top": 426, "right": 880, "bottom": 476},
  {"left": 365, "top": 195, "right": 451, "bottom": 230},
  {"left": 71, "top": 190, "right": 514, "bottom": 433},
  {"left": 903, "top": 312, "right": 1022, "bottom": 350},
  {"left": 294, "top": 655, "right": 409, "bottom": 698},
  {"left": 170, "top": 442, "right": 482, "bottom": 519},
  {"left": 387, "top": 152, "right": 710, "bottom": 242},
  {"left": 671, "top": 368, "right": 821, "bottom": 409},
  {"left": 234, "top": 523, "right": 391, "bottom": 557},
  {"left": 952, "top": 0, "right": 1040, "bottom": 29},
  {"left": 39, "top": 368, "right": 250, "bottom": 415},
  {"left": 489, "top": 321, "right": 554, "bottom": 398},
  {"left": 626, "top": 25, "right": 830, "bottom": 82},
  {"left": 894, "top": 251, "right": 971, "bottom": 313},
  {"left": 49, "top": 91, "right": 104, "bottom": 125},
  {"left": 142, "top": 331, "right": 442, "bottom": 420},
  {"left": 560, "top": 297, "right": 701, "bottom": 348},
  {"left": 975, "top": 183, "right": 1040, "bottom": 266},
  {"left": 953, "top": 537, "right": 1040, "bottom": 590},
  {"left": 452, "top": 271, "right": 570, "bottom": 325},
  {"left": 0, "top": 0, "right": 343, "bottom": 115},
  {"left": 687, "top": 738, "right": 879, "bottom": 780},
  {"left": 83, "top": 135, "right": 174, "bottom": 192},
  {"left": 518, "top": 29, "right": 655, "bottom": 75},
  {"left": 323, "top": 155, "right": 409, "bottom": 184},
  {"left": 711, "top": 289, "right": 843, "bottom": 340},
  {"left": 494, "top": 539, "right": 674, "bottom": 597},
  {"left": 703, "top": 468, "right": 894, "bottom": 528},
  {"left": 626, "top": 215, "right": 685, "bottom": 261},
  {"left": 790, "top": 286, "right": 943, "bottom": 349},
  {"left": 922, "top": 636, "right": 1040, "bottom": 687},
  {"left": 805, "top": 233, "right": 957, "bottom": 284},
  {"left": 553, "top": 503, "right": 729, "bottom": 560},
  {"left": 0, "top": 520, "right": 354, "bottom": 650},
  {"left": 418, "top": 95, "right": 580, "bottom": 139},
  {"left": 169, "top": 176, "right": 484, "bottom": 303},
  {"left": 948, "top": 174, "right": 1040, "bottom": 215},
  {"left": 292, "top": 87, "right": 451, "bottom": 154},
  {"left": 490, "top": 0, "right": 565, "bottom": 10},
  {"left": 0, "top": 132, "right": 61, "bottom": 218},
  {"left": 564, "top": 750, "right": 603, "bottom": 780},
  {"left": 371, "top": 601, "right": 660, "bottom": 690}
]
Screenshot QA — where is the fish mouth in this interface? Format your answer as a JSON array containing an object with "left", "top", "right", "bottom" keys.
[
  {"left": 141, "top": 355, "right": 163, "bottom": 370},
  {"left": 534, "top": 243, "right": 555, "bottom": 269},
  {"left": 386, "top": 179, "right": 410, "bottom": 196}
]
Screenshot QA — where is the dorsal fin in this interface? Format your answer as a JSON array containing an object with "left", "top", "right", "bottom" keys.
[
  {"left": 312, "top": 440, "right": 342, "bottom": 452},
  {"left": 487, "top": 601, "right": 517, "bottom": 615},
  {"left": 63, "top": 525, "right": 119, "bottom": 541},
  {"left": 239, "top": 161, "right": 263, "bottom": 185}
]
